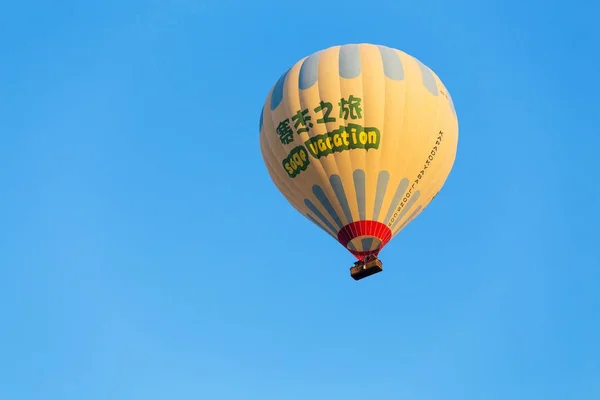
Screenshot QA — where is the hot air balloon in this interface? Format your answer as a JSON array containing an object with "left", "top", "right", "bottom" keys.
[{"left": 259, "top": 43, "right": 458, "bottom": 281}]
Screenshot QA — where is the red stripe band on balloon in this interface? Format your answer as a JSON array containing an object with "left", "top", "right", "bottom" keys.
[{"left": 337, "top": 220, "right": 393, "bottom": 260}]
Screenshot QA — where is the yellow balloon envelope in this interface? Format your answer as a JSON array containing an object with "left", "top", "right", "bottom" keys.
[{"left": 259, "top": 43, "right": 458, "bottom": 266}]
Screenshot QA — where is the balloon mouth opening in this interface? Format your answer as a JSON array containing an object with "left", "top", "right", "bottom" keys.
[
  {"left": 346, "top": 236, "right": 382, "bottom": 261},
  {"left": 346, "top": 235, "right": 382, "bottom": 252}
]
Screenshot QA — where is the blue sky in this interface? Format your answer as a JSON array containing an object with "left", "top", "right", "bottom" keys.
[{"left": 1, "top": 1, "right": 598, "bottom": 399}]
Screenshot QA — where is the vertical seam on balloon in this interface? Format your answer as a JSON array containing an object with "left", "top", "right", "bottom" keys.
[
  {"left": 355, "top": 44, "right": 370, "bottom": 245},
  {"left": 371, "top": 45, "right": 387, "bottom": 244},
  {"left": 346, "top": 45, "right": 362, "bottom": 241},
  {"left": 325, "top": 47, "right": 353, "bottom": 230},
  {"left": 371, "top": 47, "right": 388, "bottom": 242},
  {"left": 333, "top": 46, "right": 358, "bottom": 242},
  {"left": 336, "top": 45, "right": 358, "bottom": 241},
  {"left": 358, "top": 44, "right": 367, "bottom": 224},
  {"left": 353, "top": 45, "right": 367, "bottom": 240},
  {"left": 361, "top": 45, "right": 387, "bottom": 244}
]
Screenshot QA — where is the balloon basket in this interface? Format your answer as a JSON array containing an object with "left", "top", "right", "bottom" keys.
[{"left": 349, "top": 257, "right": 383, "bottom": 281}]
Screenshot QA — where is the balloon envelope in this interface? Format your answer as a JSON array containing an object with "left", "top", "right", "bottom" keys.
[{"left": 259, "top": 43, "right": 458, "bottom": 260}]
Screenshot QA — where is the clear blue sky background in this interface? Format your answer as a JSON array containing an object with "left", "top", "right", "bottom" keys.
[{"left": 1, "top": 1, "right": 598, "bottom": 399}]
